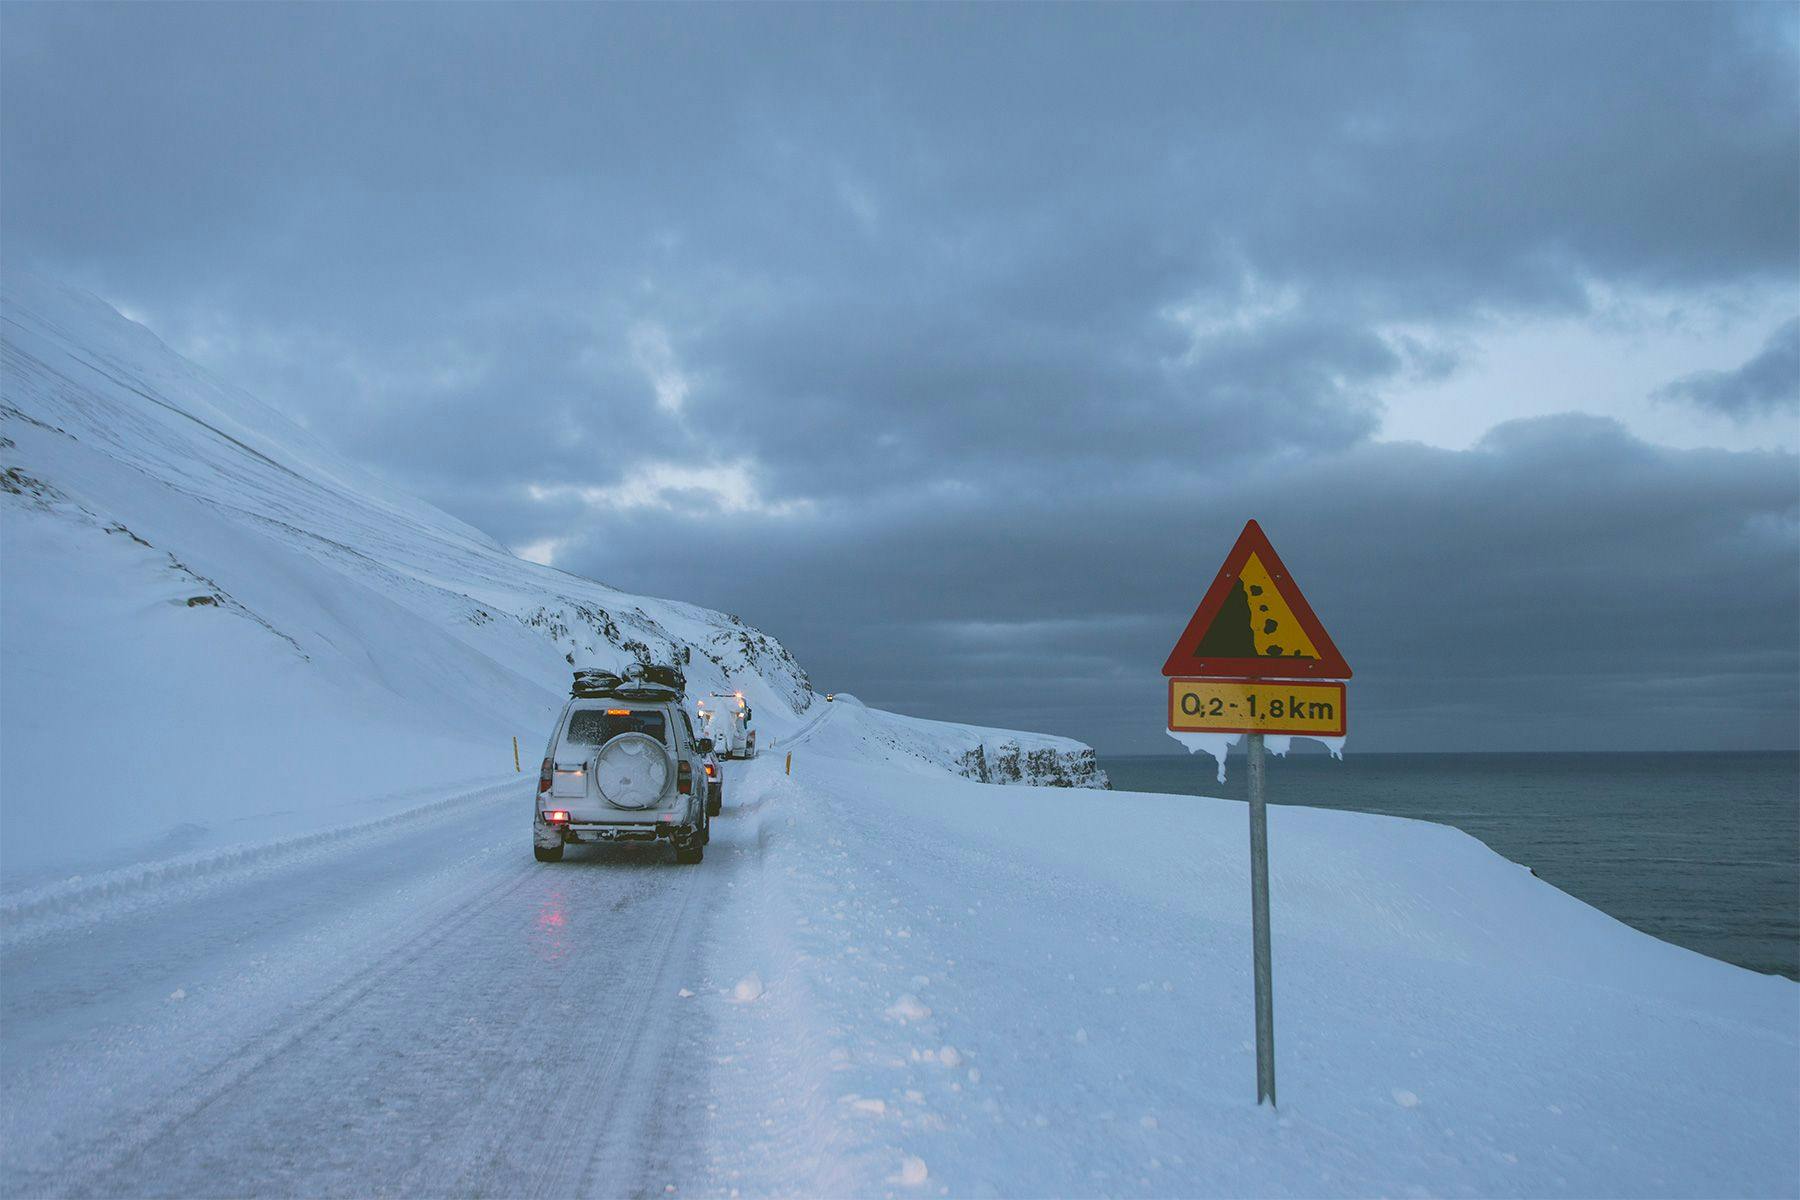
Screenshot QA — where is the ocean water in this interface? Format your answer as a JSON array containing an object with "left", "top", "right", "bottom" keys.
[{"left": 1101, "top": 751, "right": 1800, "bottom": 980}]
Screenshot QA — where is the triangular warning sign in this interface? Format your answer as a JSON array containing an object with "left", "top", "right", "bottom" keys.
[{"left": 1163, "top": 520, "right": 1351, "bottom": 680}]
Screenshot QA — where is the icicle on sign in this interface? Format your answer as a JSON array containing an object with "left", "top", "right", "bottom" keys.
[{"left": 1164, "top": 519, "right": 1351, "bottom": 736}]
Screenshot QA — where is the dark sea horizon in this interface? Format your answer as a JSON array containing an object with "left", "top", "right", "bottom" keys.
[{"left": 1099, "top": 749, "right": 1800, "bottom": 980}]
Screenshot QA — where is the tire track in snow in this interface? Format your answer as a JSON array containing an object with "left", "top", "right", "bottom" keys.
[
  {"left": 4, "top": 786, "right": 728, "bottom": 1198},
  {"left": 525, "top": 859, "right": 708, "bottom": 1199},
  {"left": 52, "top": 863, "right": 544, "bottom": 1196}
]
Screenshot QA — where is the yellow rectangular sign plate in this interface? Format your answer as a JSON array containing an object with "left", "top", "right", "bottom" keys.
[{"left": 1168, "top": 678, "right": 1346, "bottom": 737}]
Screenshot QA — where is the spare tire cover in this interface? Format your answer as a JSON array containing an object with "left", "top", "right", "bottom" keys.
[{"left": 593, "top": 732, "right": 671, "bottom": 809}]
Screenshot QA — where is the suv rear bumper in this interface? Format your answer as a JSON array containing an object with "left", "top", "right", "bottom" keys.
[
  {"left": 563, "top": 823, "right": 669, "bottom": 844},
  {"left": 536, "top": 810, "right": 699, "bottom": 848}
]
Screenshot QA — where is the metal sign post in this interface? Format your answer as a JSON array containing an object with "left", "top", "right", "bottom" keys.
[
  {"left": 1246, "top": 733, "right": 1276, "bottom": 1107},
  {"left": 1162, "top": 520, "right": 1350, "bottom": 1110}
]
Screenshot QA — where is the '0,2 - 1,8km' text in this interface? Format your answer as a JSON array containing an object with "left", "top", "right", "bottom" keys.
[{"left": 1167, "top": 678, "right": 1346, "bottom": 736}]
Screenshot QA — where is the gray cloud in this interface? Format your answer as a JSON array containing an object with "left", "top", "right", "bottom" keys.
[
  {"left": 519, "top": 415, "right": 1798, "bottom": 753},
  {"left": 3, "top": 3, "right": 1796, "bottom": 753},
  {"left": 1655, "top": 318, "right": 1800, "bottom": 419}
]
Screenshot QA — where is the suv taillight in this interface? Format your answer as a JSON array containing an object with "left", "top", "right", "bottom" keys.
[
  {"left": 677, "top": 760, "right": 693, "bottom": 795},
  {"left": 538, "top": 757, "right": 552, "bottom": 795}
]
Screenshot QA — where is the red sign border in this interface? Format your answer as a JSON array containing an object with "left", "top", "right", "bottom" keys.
[
  {"left": 1166, "top": 678, "right": 1347, "bottom": 738},
  {"left": 1161, "top": 519, "right": 1352, "bottom": 680}
]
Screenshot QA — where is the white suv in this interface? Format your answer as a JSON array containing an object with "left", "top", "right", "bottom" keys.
[{"left": 534, "top": 685, "right": 712, "bottom": 864}]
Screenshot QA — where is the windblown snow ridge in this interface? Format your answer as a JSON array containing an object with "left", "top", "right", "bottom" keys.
[
  {"left": 817, "top": 696, "right": 1109, "bottom": 789},
  {"left": 0, "top": 776, "right": 519, "bottom": 945}
]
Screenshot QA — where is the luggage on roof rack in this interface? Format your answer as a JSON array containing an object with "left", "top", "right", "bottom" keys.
[
  {"left": 571, "top": 668, "right": 624, "bottom": 698},
  {"left": 612, "top": 682, "right": 682, "bottom": 702},
  {"left": 570, "top": 663, "right": 686, "bottom": 700},
  {"left": 625, "top": 662, "right": 686, "bottom": 695}
]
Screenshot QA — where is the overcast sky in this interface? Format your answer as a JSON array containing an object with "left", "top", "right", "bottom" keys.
[{"left": 5, "top": 3, "right": 1797, "bottom": 754}]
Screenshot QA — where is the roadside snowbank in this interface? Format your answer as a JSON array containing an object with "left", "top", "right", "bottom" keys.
[{"left": 704, "top": 740, "right": 1799, "bottom": 1197}]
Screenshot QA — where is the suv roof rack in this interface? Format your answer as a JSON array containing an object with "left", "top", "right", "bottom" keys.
[
  {"left": 570, "top": 663, "right": 686, "bottom": 700},
  {"left": 611, "top": 682, "right": 682, "bottom": 702}
]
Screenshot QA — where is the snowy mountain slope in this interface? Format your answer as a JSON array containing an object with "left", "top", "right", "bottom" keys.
[{"left": 0, "top": 274, "right": 1100, "bottom": 887}]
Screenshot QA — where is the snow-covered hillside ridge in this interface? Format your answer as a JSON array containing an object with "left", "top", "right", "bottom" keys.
[
  {"left": 818, "top": 695, "right": 1108, "bottom": 788},
  {"left": 0, "top": 274, "right": 1100, "bottom": 885}
]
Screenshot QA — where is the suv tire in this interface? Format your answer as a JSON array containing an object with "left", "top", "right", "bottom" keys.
[
  {"left": 534, "top": 842, "right": 564, "bottom": 863},
  {"left": 706, "top": 782, "right": 722, "bottom": 817},
  {"left": 674, "top": 839, "right": 704, "bottom": 865}
]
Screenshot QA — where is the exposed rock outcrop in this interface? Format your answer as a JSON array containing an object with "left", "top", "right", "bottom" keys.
[{"left": 954, "top": 741, "right": 1109, "bottom": 789}]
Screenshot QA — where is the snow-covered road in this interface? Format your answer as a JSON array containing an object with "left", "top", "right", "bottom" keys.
[
  {"left": 4, "top": 723, "right": 1797, "bottom": 1198},
  {"left": 2, "top": 776, "right": 731, "bottom": 1197}
]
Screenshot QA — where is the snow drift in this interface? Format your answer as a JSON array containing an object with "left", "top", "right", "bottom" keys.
[{"left": 700, "top": 738, "right": 1800, "bottom": 1198}]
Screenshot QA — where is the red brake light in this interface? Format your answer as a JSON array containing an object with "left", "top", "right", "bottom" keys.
[
  {"left": 544, "top": 809, "right": 570, "bottom": 823},
  {"left": 538, "top": 758, "right": 552, "bottom": 795},
  {"left": 677, "top": 760, "right": 693, "bottom": 795},
  {"left": 704, "top": 763, "right": 716, "bottom": 778}
]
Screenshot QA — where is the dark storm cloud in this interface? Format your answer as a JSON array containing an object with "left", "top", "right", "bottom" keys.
[
  {"left": 539, "top": 415, "right": 1800, "bottom": 753},
  {"left": 3, "top": 3, "right": 1796, "bottom": 751},
  {"left": 1656, "top": 318, "right": 1800, "bottom": 419}
]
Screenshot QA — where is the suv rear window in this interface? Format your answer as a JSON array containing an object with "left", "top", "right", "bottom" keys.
[{"left": 564, "top": 708, "right": 667, "bottom": 747}]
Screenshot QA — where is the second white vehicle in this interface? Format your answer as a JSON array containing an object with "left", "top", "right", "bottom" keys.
[{"left": 697, "top": 691, "right": 757, "bottom": 759}]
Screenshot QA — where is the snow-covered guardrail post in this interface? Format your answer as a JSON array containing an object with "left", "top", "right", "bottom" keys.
[{"left": 1162, "top": 519, "right": 1353, "bottom": 1109}]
